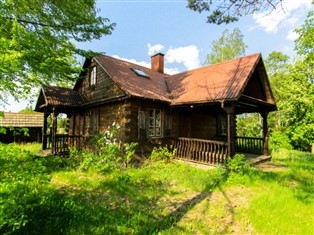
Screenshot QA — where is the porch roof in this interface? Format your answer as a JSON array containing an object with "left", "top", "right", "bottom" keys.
[{"left": 35, "top": 86, "right": 85, "bottom": 112}]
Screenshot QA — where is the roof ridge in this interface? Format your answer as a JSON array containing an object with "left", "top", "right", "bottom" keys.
[{"left": 167, "top": 52, "right": 261, "bottom": 78}]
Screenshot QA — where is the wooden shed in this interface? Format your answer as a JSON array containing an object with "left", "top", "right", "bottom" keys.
[
  {"left": 0, "top": 112, "right": 44, "bottom": 143},
  {"left": 35, "top": 53, "right": 277, "bottom": 165}
]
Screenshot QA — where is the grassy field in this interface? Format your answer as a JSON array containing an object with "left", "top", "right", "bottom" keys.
[{"left": 0, "top": 143, "right": 313, "bottom": 234}]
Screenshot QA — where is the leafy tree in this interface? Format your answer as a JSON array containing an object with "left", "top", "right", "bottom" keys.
[
  {"left": 0, "top": 0, "right": 115, "bottom": 104},
  {"left": 295, "top": 9, "right": 314, "bottom": 83},
  {"left": 205, "top": 28, "right": 247, "bottom": 64},
  {"left": 187, "top": 0, "right": 283, "bottom": 24},
  {"left": 264, "top": 11, "right": 314, "bottom": 151}
]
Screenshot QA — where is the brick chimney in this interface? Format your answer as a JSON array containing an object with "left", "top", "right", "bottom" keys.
[{"left": 151, "top": 53, "right": 164, "bottom": 73}]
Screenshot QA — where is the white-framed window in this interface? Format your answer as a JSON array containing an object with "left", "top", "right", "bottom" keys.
[
  {"left": 148, "top": 109, "right": 162, "bottom": 137},
  {"left": 90, "top": 66, "right": 96, "bottom": 86}
]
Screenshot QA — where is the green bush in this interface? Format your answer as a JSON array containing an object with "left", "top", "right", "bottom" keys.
[
  {"left": 149, "top": 145, "right": 176, "bottom": 163},
  {"left": 225, "top": 154, "right": 252, "bottom": 175},
  {"left": 269, "top": 130, "right": 293, "bottom": 150},
  {"left": 70, "top": 122, "right": 138, "bottom": 173}
]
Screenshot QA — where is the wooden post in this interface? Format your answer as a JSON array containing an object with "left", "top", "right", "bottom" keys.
[
  {"left": 222, "top": 103, "right": 236, "bottom": 157},
  {"left": 42, "top": 112, "right": 48, "bottom": 150},
  {"left": 51, "top": 108, "right": 58, "bottom": 154},
  {"left": 261, "top": 110, "right": 269, "bottom": 156}
]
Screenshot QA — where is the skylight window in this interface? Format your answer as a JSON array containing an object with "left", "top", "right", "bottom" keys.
[{"left": 132, "top": 68, "right": 149, "bottom": 78}]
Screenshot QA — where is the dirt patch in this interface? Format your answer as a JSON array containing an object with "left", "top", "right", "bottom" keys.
[{"left": 255, "top": 161, "right": 288, "bottom": 172}]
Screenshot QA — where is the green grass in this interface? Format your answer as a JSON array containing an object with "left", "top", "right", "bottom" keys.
[{"left": 0, "top": 143, "right": 313, "bottom": 234}]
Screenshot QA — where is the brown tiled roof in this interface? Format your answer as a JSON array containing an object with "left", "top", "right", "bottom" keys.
[
  {"left": 0, "top": 112, "right": 43, "bottom": 127},
  {"left": 167, "top": 53, "right": 261, "bottom": 105},
  {"left": 95, "top": 55, "right": 172, "bottom": 102},
  {"left": 94, "top": 53, "right": 263, "bottom": 105},
  {"left": 35, "top": 86, "right": 84, "bottom": 111},
  {"left": 36, "top": 53, "right": 272, "bottom": 111}
]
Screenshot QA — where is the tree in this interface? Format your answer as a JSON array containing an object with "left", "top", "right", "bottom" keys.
[
  {"left": 0, "top": 0, "right": 115, "bottom": 105},
  {"left": 264, "top": 12, "right": 314, "bottom": 151},
  {"left": 187, "top": 0, "right": 283, "bottom": 24},
  {"left": 205, "top": 28, "right": 247, "bottom": 64},
  {"left": 295, "top": 9, "right": 314, "bottom": 83}
]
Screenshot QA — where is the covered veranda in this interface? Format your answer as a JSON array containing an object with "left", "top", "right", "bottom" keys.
[
  {"left": 35, "top": 86, "right": 84, "bottom": 155},
  {"left": 172, "top": 95, "right": 277, "bottom": 166}
]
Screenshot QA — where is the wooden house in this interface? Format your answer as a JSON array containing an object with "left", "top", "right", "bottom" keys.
[
  {"left": 0, "top": 112, "right": 43, "bottom": 143},
  {"left": 35, "top": 53, "right": 277, "bottom": 164}
]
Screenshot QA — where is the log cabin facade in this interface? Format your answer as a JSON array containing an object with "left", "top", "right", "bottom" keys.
[{"left": 35, "top": 53, "right": 277, "bottom": 164}]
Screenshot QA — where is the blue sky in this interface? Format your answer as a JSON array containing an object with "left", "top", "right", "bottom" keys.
[{"left": 5, "top": 0, "right": 313, "bottom": 112}]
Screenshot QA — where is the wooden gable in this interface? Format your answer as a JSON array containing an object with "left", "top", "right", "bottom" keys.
[
  {"left": 74, "top": 58, "right": 127, "bottom": 107},
  {"left": 241, "top": 59, "right": 276, "bottom": 105}
]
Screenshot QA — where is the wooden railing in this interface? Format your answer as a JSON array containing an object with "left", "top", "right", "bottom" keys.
[
  {"left": 43, "top": 134, "right": 82, "bottom": 155},
  {"left": 236, "top": 136, "right": 264, "bottom": 155},
  {"left": 173, "top": 137, "right": 228, "bottom": 165}
]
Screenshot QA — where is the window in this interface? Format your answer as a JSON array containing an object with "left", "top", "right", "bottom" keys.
[
  {"left": 149, "top": 109, "right": 162, "bottom": 137},
  {"left": 218, "top": 114, "right": 227, "bottom": 136},
  {"left": 90, "top": 112, "right": 99, "bottom": 135},
  {"left": 84, "top": 113, "right": 90, "bottom": 135},
  {"left": 165, "top": 113, "right": 172, "bottom": 137},
  {"left": 90, "top": 66, "right": 96, "bottom": 86},
  {"left": 132, "top": 68, "right": 149, "bottom": 78}
]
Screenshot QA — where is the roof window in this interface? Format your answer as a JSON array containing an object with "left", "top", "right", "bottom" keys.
[{"left": 132, "top": 68, "right": 149, "bottom": 78}]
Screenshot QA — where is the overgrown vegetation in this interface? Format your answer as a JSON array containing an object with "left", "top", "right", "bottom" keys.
[
  {"left": 1, "top": 143, "right": 313, "bottom": 234},
  {"left": 69, "top": 122, "right": 138, "bottom": 173}
]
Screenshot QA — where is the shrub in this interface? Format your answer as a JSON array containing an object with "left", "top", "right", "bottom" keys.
[
  {"left": 225, "top": 154, "right": 251, "bottom": 175},
  {"left": 71, "top": 122, "right": 138, "bottom": 173},
  {"left": 149, "top": 145, "right": 176, "bottom": 163},
  {"left": 269, "top": 130, "right": 293, "bottom": 150}
]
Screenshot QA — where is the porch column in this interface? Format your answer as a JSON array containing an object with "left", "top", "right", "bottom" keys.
[
  {"left": 223, "top": 103, "right": 236, "bottom": 157},
  {"left": 261, "top": 110, "right": 269, "bottom": 156},
  {"left": 51, "top": 108, "right": 58, "bottom": 154},
  {"left": 42, "top": 111, "right": 49, "bottom": 150}
]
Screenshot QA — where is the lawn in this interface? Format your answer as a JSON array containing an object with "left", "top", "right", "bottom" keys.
[{"left": 0, "top": 143, "right": 313, "bottom": 234}]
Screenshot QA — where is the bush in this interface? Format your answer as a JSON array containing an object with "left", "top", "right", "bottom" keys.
[
  {"left": 70, "top": 122, "right": 138, "bottom": 173},
  {"left": 269, "top": 131, "right": 293, "bottom": 150},
  {"left": 225, "top": 154, "right": 252, "bottom": 175},
  {"left": 149, "top": 145, "right": 176, "bottom": 163}
]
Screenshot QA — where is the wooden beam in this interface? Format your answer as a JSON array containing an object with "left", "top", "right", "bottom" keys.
[
  {"left": 51, "top": 108, "right": 58, "bottom": 154},
  {"left": 222, "top": 102, "right": 236, "bottom": 157},
  {"left": 260, "top": 110, "right": 269, "bottom": 156},
  {"left": 42, "top": 112, "right": 48, "bottom": 150}
]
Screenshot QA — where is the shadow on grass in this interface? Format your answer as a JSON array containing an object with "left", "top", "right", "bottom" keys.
[{"left": 137, "top": 171, "right": 229, "bottom": 234}]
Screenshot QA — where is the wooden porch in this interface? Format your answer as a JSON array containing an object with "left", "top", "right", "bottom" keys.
[
  {"left": 173, "top": 136, "right": 268, "bottom": 165},
  {"left": 43, "top": 134, "right": 83, "bottom": 155}
]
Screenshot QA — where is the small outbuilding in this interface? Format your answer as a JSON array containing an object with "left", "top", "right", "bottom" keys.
[{"left": 0, "top": 112, "right": 44, "bottom": 143}]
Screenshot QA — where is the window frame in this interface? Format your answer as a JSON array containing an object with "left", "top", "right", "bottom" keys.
[
  {"left": 89, "top": 66, "right": 97, "bottom": 87},
  {"left": 218, "top": 114, "right": 227, "bottom": 136},
  {"left": 148, "top": 109, "right": 162, "bottom": 137}
]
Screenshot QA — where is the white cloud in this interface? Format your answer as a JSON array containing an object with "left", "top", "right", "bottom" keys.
[
  {"left": 286, "top": 29, "right": 299, "bottom": 41},
  {"left": 253, "top": 0, "right": 312, "bottom": 33},
  {"left": 147, "top": 43, "right": 165, "bottom": 56},
  {"left": 111, "top": 54, "right": 179, "bottom": 75},
  {"left": 165, "top": 45, "right": 201, "bottom": 70},
  {"left": 164, "top": 67, "right": 180, "bottom": 75}
]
